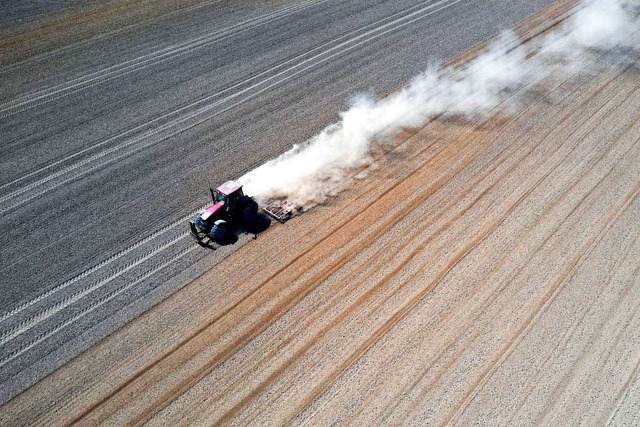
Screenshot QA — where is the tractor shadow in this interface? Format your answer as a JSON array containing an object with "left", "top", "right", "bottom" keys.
[{"left": 214, "top": 212, "right": 272, "bottom": 248}]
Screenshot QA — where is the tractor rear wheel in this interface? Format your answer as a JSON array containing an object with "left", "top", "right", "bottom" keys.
[
  {"left": 240, "top": 200, "right": 259, "bottom": 223},
  {"left": 236, "top": 195, "right": 256, "bottom": 210}
]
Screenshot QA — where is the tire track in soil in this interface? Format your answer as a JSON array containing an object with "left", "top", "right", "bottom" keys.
[
  {"left": 228, "top": 70, "right": 636, "bottom": 426},
  {"left": 347, "top": 77, "right": 640, "bottom": 427},
  {"left": 282, "top": 59, "right": 636, "bottom": 424}
]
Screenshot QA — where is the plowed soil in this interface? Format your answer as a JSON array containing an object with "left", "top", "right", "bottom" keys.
[{"left": 2, "top": 4, "right": 639, "bottom": 426}]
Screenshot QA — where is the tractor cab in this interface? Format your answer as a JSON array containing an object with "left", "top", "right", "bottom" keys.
[{"left": 211, "top": 180, "right": 245, "bottom": 213}]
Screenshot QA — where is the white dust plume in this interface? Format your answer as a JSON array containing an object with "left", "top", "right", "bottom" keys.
[{"left": 240, "top": 0, "right": 638, "bottom": 208}]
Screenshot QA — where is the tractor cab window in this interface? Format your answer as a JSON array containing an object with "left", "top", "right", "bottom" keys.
[{"left": 215, "top": 192, "right": 227, "bottom": 203}]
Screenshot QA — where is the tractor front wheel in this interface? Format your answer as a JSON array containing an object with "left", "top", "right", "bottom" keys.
[{"left": 209, "top": 219, "right": 229, "bottom": 242}]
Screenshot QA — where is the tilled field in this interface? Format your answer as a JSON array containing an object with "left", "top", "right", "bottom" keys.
[{"left": 2, "top": 6, "right": 640, "bottom": 427}]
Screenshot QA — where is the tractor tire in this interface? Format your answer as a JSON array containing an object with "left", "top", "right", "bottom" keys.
[
  {"left": 240, "top": 201, "right": 259, "bottom": 224},
  {"left": 209, "top": 219, "right": 228, "bottom": 242},
  {"left": 236, "top": 195, "right": 256, "bottom": 210},
  {"left": 236, "top": 195, "right": 248, "bottom": 208}
]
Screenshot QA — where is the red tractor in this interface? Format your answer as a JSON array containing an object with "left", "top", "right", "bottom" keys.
[{"left": 189, "top": 181, "right": 259, "bottom": 246}]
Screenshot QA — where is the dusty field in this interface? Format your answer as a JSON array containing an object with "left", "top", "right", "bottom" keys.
[{"left": 2, "top": 4, "right": 640, "bottom": 426}]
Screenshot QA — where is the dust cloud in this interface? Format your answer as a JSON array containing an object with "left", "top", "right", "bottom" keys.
[{"left": 240, "top": 0, "right": 638, "bottom": 208}]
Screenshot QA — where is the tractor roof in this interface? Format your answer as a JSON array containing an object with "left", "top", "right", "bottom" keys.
[{"left": 216, "top": 180, "right": 243, "bottom": 196}]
